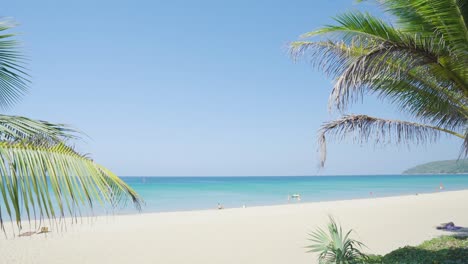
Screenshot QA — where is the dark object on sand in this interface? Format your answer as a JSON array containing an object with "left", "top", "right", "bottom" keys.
[
  {"left": 18, "top": 231, "right": 36, "bottom": 237},
  {"left": 18, "top": 227, "right": 50, "bottom": 237},
  {"left": 436, "top": 222, "right": 462, "bottom": 231}
]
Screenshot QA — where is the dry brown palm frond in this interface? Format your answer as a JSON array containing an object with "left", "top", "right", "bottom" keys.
[{"left": 318, "top": 115, "right": 464, "bottom": 167}]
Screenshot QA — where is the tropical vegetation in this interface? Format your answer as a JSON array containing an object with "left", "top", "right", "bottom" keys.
[
  {"left": 307, "top": 217, "right": 367, "bottom": 264},
  {"left": 308, "top": 218, "right": 468, "bottom": 264},
  {"left": 404, "top": 159, "right": 468, "bottom": 174},
  {"left": 0, "top": 20, "right": 142, "bottom": 236},
  {"left": 290, "top": 0, "right": 468, "bottom": 166},
  {"left": 367, "top": 235, "right": 468, "bottom": 263}
]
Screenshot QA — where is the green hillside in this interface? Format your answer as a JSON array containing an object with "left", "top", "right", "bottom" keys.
[{"left": 403, "top": 159, "right": 468, "bottom": 174}]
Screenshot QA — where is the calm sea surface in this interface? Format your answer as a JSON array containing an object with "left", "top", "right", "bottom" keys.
[
  {"left": 3, "top": 175, "right": 468, "bottom": 218},
  {"left": 118, "top": 174, "right": 468, "bottom": 214}
]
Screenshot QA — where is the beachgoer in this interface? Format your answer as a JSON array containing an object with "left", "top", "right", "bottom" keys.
[
  {"left": 217, "top": 203, "right": 224, "bottom": 210},
  {"left": 290, "top": 194, "right": 301, "bottom": 201}
]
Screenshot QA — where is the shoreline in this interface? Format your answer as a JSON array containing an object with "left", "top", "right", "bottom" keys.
[
  {"left": 2, "top": 190, "right": 468, "bottom": 264},
  {"left": 1, "top": 188, "right": 464, "bottom": 228},
  {"left": 114, "top": 188, "right": 455, "bottom": 217},
  {"left": 124, "top": 173, "right": 468, "bottom": 177},
  {"left": 1, "top": 188, "right": 465, "bottom": 225},
  {"left": 114, "top": 174, "right": 468, "bottom": 216},
  {"left": 101, "top": 187, "right": 468, "bottom": 217},
  {"left": 113, "top": 188, "right": 468, "bottom": 217}
]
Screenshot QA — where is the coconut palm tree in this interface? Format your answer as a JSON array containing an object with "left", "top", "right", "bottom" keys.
[
  {"left": 0, "top": 20, "right": 142, "bottom": 235},
  {"left": 290, "top": 0, "right": 468, "bottom": 166}
]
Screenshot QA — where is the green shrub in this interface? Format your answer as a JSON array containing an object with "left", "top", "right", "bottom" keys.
[
  {"left": 363, "top": 255, "right": 384, "bottom": 263},
  {"left": 306, "top": 222, "right": 468, "bottom": 264},
  {"left": 382, "top": 236, "right": 468, "bottom": 264}
]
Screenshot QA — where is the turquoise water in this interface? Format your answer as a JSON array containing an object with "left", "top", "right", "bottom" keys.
[
  {"left": 3, "top": 175, "right": 468, "bottom": 218},
  {"left": 120, "top": 174, "right": 468, "bottom": 214}
]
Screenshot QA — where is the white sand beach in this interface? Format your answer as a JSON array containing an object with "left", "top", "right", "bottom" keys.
[{"left": 1, "top": 190, "right": 468, "bottom": 264}]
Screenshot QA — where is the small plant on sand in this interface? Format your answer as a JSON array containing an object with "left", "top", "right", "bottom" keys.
[{"left": 307, "top": 217, "right": 367, "bottom": 264}]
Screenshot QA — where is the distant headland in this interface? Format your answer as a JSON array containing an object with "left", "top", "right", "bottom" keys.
[{"left": 403, "top": 159, "right": 468, "bottom": 174}]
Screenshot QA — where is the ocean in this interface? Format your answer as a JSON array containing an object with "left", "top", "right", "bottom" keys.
[
  {"left": 119, "top": 174, "right": 468, "bottom": 214},
  {"left": 3, "top": 174, "right": 468, "bottom": 219}
]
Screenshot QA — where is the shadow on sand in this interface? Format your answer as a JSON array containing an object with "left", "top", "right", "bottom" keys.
[{"left": 442, "top": 227, "right": 468, "bottom": 237}]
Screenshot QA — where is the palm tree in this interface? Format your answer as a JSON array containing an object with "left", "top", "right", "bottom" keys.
[
  {"left": 290, "top": 0, "right": 467, "bottom": 166},
  {"left": 0, "top": 20, "right": 142, "bottom": 235}
]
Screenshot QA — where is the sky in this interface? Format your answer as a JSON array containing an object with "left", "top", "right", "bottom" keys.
[{"left": 3, "top": 0, "right": 463, "bottom": 176}]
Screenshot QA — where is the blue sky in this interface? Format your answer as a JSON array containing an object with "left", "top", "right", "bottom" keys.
[{"left": 4, "top": 0, "right": 463, "bottom": 176}]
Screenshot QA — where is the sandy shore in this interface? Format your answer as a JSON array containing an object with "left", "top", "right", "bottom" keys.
[{"left": 1, "top": 190, "right": 468, "bottom": 264}]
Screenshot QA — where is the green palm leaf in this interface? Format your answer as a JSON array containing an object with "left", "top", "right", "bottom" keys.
[
  {"left": 300, "top": 11, "right": 403, "bottom": 43},
  {"left": 0, "top": 20, "right": 28, "bottom": 110},
  {"left": 383, "top": 0, "right": 468, "bottom": 59},
  {"left": 0, "top": 142, "right": 142, "bottom": 234},
  {"left": 0, "top": 114, "right": 77, "bottom": 144},
  {"left": 291, "top": 0, "right": 468, "bottom": 166},
  {"left": 0, "top": 19, "right": 142, "bottom": 235}
]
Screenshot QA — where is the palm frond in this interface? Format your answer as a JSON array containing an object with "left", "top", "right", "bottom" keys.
[
  {"left": 0, "top": 142, "right": 142, "bottom": 235},
  {"left": 375, "top": 0, "right": 443, "bottom": 34},
  {"left": 329, "top": 38, "right": 448, "bottom": 109},
  {"left": 0, "top": 20, "right": 28, "bottom": 110},
  {"left": 318, "top": 115, "right": 464, "bottom": 167},
  {"left": 384, "top": 0, "right": 468, "bottom": 58},
  {"left": 377, "top": 0, "right": 468, "bottom": 85},
  {"left": 462, "top": 130, "right": 468, "bottom": 158},
  {"left": 290, "top": 39, "right": 467, "bottom": 128},
  {"left": 0, "top": 114, "right": 77, "bottom": 145},
  {"left": 367, "top": 75, "right": 467, "bottom": 131},
  {"left": 300, "top": 11, "right": 403, "bottom": 43},
  {"left": 290, "top": 40, "right": 366, "bottom": 79},
  {"left": 0, "top": 18, "right": 142, "bottom": 236},
  {"left": 459, "top": 0, "right": 468, "bottom": 29},
  {"left": 290, "top": 1, "right": 468, "bottom": 167}
]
